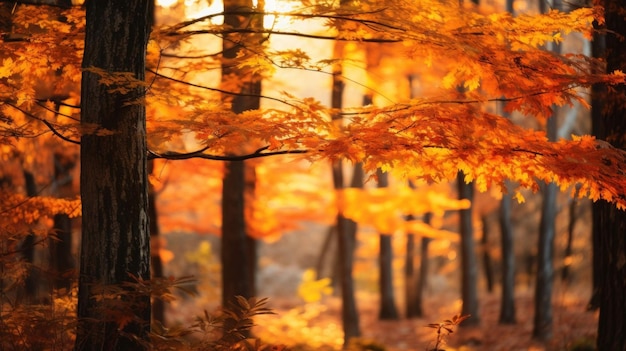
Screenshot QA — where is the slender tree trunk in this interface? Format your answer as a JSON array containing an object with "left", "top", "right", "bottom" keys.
[
  {"left": 532, "top": 0, "right": 560, "bottom": 340},
  {"left": 331, "top": 38, "right": 361, "bottom": 344},
  {"left": 148, "top": 160, "right": 165, "bottom": 325},
  {"left": 376, "top": 168, "right": 399, "bottom": 320},
  {"left": 480, "top": 215, "right": 494, "bottom": 293},
  {"left": 458, "top": 171, "right": 479, "bottom": 326},
  {"left": 220, "top": 0, "right": 261, "bottom": 307},
  {"left": 595, "top": 1, "right": 626, "bottom": 348},
  {"left": 499, "top": 191, "right": 516, "bottom": 324},
  {"left": 561, "top": 194, "right": 578, "bottom": 282},
  {"left": 407, "top": 213, "right": 432, "bottom": 318},
  {"left": 404, "top": 220, "right": 417, "bottom": 317},
  {"left": 75, "top": 1, "right": 152, "bottom": 349},
  {"left": 499, "top": 1, "right": 516, "bottom": 324},
  {"left": 50, "top": 152, "right": 75, "bottom": 291},
  {"left": 20, "top": 170, "right": 38, "bottom": 302}
]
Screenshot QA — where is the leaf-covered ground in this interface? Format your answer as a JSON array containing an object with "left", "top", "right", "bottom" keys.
[{"left": 253, "top": 287, "right": 597, "bottom": 351}]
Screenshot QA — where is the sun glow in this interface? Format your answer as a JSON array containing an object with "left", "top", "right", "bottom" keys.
[{"left": 261, "top": 0, "right": 300, "bottom": 29}]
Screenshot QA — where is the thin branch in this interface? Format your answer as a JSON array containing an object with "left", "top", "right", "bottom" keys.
[
  {"left": 173, "top": 28, "right": 402, "bottom": 43},
  {"left": 4, "top": 102, "right": 80, "bottom": 144},
  {"left": 147, "top": 145, "right": 309, "bottom": 161},
  {"left": 147, "top": 68, "right": 299, "bottom": 108}
]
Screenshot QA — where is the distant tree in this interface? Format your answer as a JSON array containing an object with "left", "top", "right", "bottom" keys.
[
  {"left": 75, "top": 0, "right": 152, "bottom": 349},
  {"left": 220, "top": 0, "right": 261, "bottom": 307},
  {"left": 458, "top": 171, "right": 480, "bottom": 326},
  {"left": 376, "top": 167, "right": 399, "bottom": 320},
  {"left": 533, "top": 0, "right": 561, "bottom": 341},
  {"left": 497, "top": 0, "right": 517, "bottom": 327}
]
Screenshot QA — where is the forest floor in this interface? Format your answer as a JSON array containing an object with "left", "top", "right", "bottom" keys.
[{"left": 252, "top": 286, "right": 598, "bottom": 351}]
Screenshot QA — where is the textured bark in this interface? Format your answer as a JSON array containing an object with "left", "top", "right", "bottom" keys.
[
  {"left": 376, "top": 168, "right": 399, "bottom": 320},
  {"left": 595, "top": 1, "right": 626, "bottom": 348},
  {"left": 75, "top": 1, "right": 152, "bottom": 349},
  {"left": 458, "top": 171, "right": 479, "bottom": 326},
  {"left": 220, "top": 0, "right": 261, "bottom": 308}
]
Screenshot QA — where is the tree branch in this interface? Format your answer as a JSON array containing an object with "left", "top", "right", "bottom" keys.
[{"left": 147, "top": 145, "right": 309, "bottom": 161}]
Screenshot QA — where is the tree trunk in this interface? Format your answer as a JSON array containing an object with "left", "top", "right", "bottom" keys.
[
  {"left": 75, "top": 1, "right": 152, "bottom": 349},
  {"left": 561, "top": 195, "right": 578, "bottom": 282},
  {"left": 499, "top": 192, "right": 516, "bottom": 324},
  {"left": 20, "top": 170, "right": 38, "bottom": 302},
  {"left": 458, "top": 171, "right": 480, "bottom": 326},
  {"left": 220, "top": 0, "right": 261, "bottom": 307},
  {"left": 407, "top": 213, "right": 431, "bottom": 318},
  {"left": 148, "top": 160, "right": 165, "bottom": 325},
  {"left": 50, "top": 152, "right": 76, "bottom": 291},
  {"left": 480, "top": 215, "right": 494, "bottom": 293},
  {"left": 498, "top": 2, "right": 516, "bottom": 325},
  {"left": 595, "top": 1, "right": 626, "bottom": 348},
  {"left": 532, "top": 0, "right": 560, "bottom": 340},
  {"left": 376, "top": 168, "right": 399, "bottom": 320},
  {"left": 404, "top": 223, "right": 417, "bottom": 317},
  {"left": 330, "top": 35, "right": 361, "bottom": 344}
]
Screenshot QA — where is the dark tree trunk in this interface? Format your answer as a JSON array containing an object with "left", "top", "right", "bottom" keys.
[
  {"left": 498, "top": 0, "right": 517, "bottom": 325},
  {"left": 330, "top": 36, "right": 361, "bottom": 345},
  {"left": 333, "top": 163, "right": 361, "bottom": 344},
  {"left": 458, "top": 171, "right": 479, "bottom": 326},
  {"left": 595, "top": 1, "right": 626, "bottom": 348},
  {"left": 407, "top": 213, "right": 432, "bottom": 318},
  {"left": 376, "top": 168, "right": 399, "bottom": 320},
  {"left": 75, "top": 1, "right": 152, "bottom": 350},
  {"left": 533, "top": 0, "right": 560, "bottom": 340},
  {"left": 533, "top": 180, "right": 557, "bottom": 341},
  {"left": 220, "top": 0, "right": 261, "bottom": 307},
  {"left": 561, "top": 195, "right": 578, "bottom": 282},
  {"left": 20, "top": 170, "right": 38, "bottom": 301},
  {"left": 499, "top": 192, "right": 516, "bottom": 324},
  {"left": 148, "top": 160, "right": 165, "bottom": 325},
  {"left": 49, "top": 152, "right": 76, "bottom": 291},
  {"left": 480, "top": 215, "right": 494, "bottom": 293},
  {"left": 404, "top": 224, "right": 417, "bottom": 317}
]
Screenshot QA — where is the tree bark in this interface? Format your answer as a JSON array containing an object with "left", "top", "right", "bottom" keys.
[
  {"left": 50, "top": 152, "right": 76, "bottom": 291},
  {"left": 595, "top": 1, "right": 626, "bottom": 348},
  {"left": 376, "top": 168, "right": 399, "bottom": 320},
  {"left": 499, "top": 192, "right": 516, "bottom": 324},
  {"left": 458, "top": 171, "right": 480, "bottom": 326},
  {"left": 480, "top": 215, "right": 494, "bottom": 293},
  {"left": 148, "top": 160, "right": 165, "bottom": 325},
  {"left": 75, "top": 1, "right": 152, "bottom": 349},
  {"left": 220, "top": 0, "right": 261, "bottom": 308},
  {"left": 532, "top": 0, "right": 561, "bottom": 340}
]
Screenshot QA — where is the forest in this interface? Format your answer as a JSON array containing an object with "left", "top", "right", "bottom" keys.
[{"left": 1, "top": 0, "right": 626, "bottom": 350}]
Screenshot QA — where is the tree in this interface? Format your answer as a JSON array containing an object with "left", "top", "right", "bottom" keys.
[
  {"left": 498, "top": 0, "right": 517, "bottom": 325},
  {"left": 533, "top": 0, "right": 561, "bottom": 340},
  {"left": 75, "top": 1, "right": 152, "bottom": 350},
  {"left": 458, "top": 171, "right": 480, "bottom": 326},
  {"left": 376, "top": 167, "right": 399, "bottom": 320},
  {"left": 594, "top": 0, "right": 626, "bottom": 348},
  {"left": 220, "top": 0, "right": 262, "bottom": 307}
]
